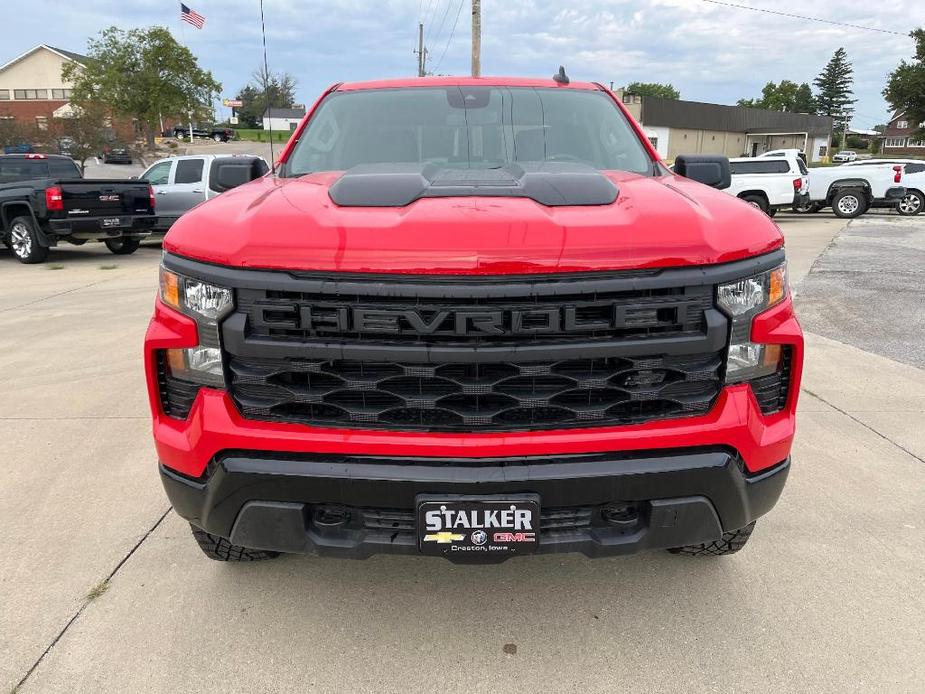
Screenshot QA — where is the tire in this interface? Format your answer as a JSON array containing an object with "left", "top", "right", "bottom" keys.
[
  {"left": 767, "top": 207, "right": 778, "bottom": 218},
  {"left": 668, "top": 521, "right": 756, "bottom": 556},
  {"left": 213, "top": 133, "right": 223, "bottom": 142},
  {"left": 740, "top": 194, "right": 769, "bottom": 214},
  {"left": 190, "top": 525, "right": 281, "bottom": 562},
  {"left": 897, "top": 190, "right": 923, "bottom": 216},
  {"left": 831, "top": 189, "right": 868, "bottom": 219},
  {"left": 793, "top": 200, "right": 821, "bottom": 214},
  {"left": 8, "top": 216, "right": 49, "bottom": 264},
  {"left": 104, "top": 237, "right": 141, "bottom": 255}
]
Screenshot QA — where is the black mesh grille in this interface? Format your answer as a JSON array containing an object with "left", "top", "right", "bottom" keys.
[
  {"left": 156, "top": 351, "right": 200, "bottom": 419},
  {"left": 228, "top": 352, "right": 723, "bottom": 431},
  {"left": 750, "top": 347, "right": 793, "bottom": 415},
  {"left": 217, "top": 270, "right": 731, "bottom": 432}
]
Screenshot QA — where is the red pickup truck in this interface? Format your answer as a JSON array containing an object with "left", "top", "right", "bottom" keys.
[{"left": 145, "top": 76, "right": 802, "bottom": 563}]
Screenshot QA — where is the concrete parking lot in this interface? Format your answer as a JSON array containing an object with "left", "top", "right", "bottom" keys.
[{"left": 1, "top": 213, "right": 923, "bottom": 693}]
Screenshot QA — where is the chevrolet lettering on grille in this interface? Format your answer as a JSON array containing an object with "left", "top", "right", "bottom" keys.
[{"left": 250, "top": 302, "right": 693, "bottom": 337}]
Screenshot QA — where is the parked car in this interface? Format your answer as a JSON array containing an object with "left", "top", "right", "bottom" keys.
[
  {"left": 3, "top": 143, "right": 33, "bottom": 154},
  {"left": 147, "top": 76, "right": 803, "bottom": 564},
  {"left": 759, "top": 148, "right": 807, "bottom": 164},
  {"left": 172, "top": 124, "right": 235, "bottom": 142},
  {"left": 101, "top": 144, "right": 132, "bottom": 164},
  {"left": 139, "top": 154, "right": 269, "bottom": 231},
  {"left": 841, "top": 158, "right": 925, "bottom": 216},
  {"left": 797, "top": 163, "right": 906, "bottom": 218},
  {"left": 725, "top": 155, "right": 809, "bottom": 216},
  {"left": 56, "top": 137, "right": 76, "bottom": 157},
  {"left": 0, "top": 153, "right": 155, "bottom": 263},
  {"left": 832, "top": 151, "right": 858, "bottom": 163}
]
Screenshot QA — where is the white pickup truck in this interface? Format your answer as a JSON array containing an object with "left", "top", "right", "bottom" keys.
[
  {"left": 797, "top": 163, "right": 907, "bottom": 218},
  {"left": 138, "top": 154, "right": 269, "bottom": 232},
  {"left": 726, "top": 154, "right": 810, "bottom": 216},
  {"left": 841, "top": 159, "right": 924, "bottom": 216}
]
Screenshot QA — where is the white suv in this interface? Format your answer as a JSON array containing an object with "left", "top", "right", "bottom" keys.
[{"left": 725, "top": 155, "right": 810, "bottom": 216}]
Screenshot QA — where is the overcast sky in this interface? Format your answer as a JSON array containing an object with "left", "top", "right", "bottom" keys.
[{"left": 6, "top": 0, "right": 919, "bottom": 125}]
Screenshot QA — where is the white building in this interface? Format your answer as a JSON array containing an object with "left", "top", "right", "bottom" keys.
[{"left": 262, "top": 107, "right": 306, "bottom": 132}]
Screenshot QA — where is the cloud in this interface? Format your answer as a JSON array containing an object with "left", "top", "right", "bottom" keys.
[{"left": 3, "top": 0, "right": 918, "bottom": 125}]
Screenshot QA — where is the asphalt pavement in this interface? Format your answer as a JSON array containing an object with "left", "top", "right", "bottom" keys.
[{"left": 1, "top": 213, "right": 923, "bottom": 693}]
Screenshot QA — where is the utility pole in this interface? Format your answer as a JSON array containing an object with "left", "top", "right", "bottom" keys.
[
  {"left": 471, "top": 0, "right": 481, "bottom": 77},
  {"left": 415, "top": 23, "right": 426, "bottom": 77}
]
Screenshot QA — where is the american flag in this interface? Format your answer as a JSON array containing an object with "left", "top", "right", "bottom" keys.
[{"left": 180, "top": 3, "right": 206, "bottom": 29}]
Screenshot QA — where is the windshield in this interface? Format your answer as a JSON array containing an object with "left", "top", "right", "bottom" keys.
[{"left": 284, "top": 86, "right": 652, "bottom": 176}]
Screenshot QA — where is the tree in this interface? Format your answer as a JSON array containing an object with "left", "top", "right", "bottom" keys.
[
  {"left": 813, "top": 47, "right": 856, "bottom": 132},
  {"left": 0, "top": 115, "right": 29, "bottom": 150},
  {"left": 234, "top": 68, "right": 299, "bottom": 128},
  {"left": 737, "top": 80, "right": 816, "bottom": 113},
  {"left": 624, "top": 82, "right": 680, "bottom": 100},
  {"left": 63, "top": 26, "right": 221, "bottom": 149},
  {"left": 47, "top": 102, "right": 111, "bottom": 173},
  {"left": 883, "top": 29, "right": 925, "bottom": 140}
]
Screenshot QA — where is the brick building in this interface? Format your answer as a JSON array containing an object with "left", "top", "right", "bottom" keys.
[{"left": 880, "top": 110, "right": 925, "bottom": 156}]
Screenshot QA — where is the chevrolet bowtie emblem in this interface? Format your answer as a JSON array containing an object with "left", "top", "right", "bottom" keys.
[{"left": 423, "top": 532, "right": 465, "bottom": 544}]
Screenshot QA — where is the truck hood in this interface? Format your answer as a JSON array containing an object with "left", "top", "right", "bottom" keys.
[{"left": 163, "top": 170, "right": 783, "bottom": 274}]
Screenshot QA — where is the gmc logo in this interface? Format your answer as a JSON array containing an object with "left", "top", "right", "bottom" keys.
[
  {"left": 251, "top": 303, "right": 687, "bottom": 337},
  {"left": 99, "top": 194, "right": 120, "bottom": 202},
  {"left": 494, "top": 532, "right": 536, "bottom": 543}
]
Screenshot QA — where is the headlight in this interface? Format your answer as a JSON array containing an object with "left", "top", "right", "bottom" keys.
[
  {"left": 717, "top": 262, "right": 788, "bottom": 384},
  {"left": 159, "top": 268, "right": 233, "bottom": 322},
  {"left": 159, "top": 266, "right": 233, "bottom": 388},
  {"left": 717, "top": 262, "right": 788, "bottom": 317}
]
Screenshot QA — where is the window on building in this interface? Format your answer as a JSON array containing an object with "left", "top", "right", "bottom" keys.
[
  {"left": 35, "top": 116, "right": 48, "bottom": 131},
  {"left": 52, "top": 89, "right": 66, "bottom": 99},
  {"left": 884, "top": 137, "right": 907, "bottom": 148},
  {"left": 12, "top": 89, "right": 51, "bottom": 100},
  {"left": 896, "top": 120, "right": 908, "bottom": 129},
  {"left": 35, "top": 89, "right": 48, "bottom": 99},
  {"left": 0, "top": 90, "right": 8, "bottom": 100},
  {"left": 909, "top": 139, "right": 925, "bottom": 148}
]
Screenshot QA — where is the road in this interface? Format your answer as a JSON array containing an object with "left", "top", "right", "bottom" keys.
[{"left": 1, "top": 213, "right": 923, "bottom": 693}]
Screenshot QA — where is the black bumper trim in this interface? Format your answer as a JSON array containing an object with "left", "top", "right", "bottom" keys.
[{"left": 161, "top": 449, "right": 789, "bottom": 560}]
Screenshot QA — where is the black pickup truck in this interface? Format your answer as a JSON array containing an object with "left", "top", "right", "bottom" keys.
[
  {"left": 172, "top": 124, "right": 235, "bottom": 142},
  {"left": 0, "top": 154, "right": 156, "bottom": 263}
]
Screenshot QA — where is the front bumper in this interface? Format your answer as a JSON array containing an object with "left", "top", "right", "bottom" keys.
[{"left": 162, "top": 449, "right": 790, "bottom": 559}]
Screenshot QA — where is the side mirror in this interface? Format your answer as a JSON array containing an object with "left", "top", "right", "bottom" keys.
[{"left": 673, "top": 155, "right": 731, "bottom": 190}]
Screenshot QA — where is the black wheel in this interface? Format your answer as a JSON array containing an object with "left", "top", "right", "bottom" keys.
[
  {"left": 68, "top": 238, "right": 88, "bottom": 246},
  {"left": 8, "top": 216, "right": 49, "bottom": 264},
  {"left": 104, "top": 237, "right": 141, "bottom": 255},
  {"left": 897, "top": 190, "right": 923, "bottom": 216},
  {"left": 793, "top": 200, "right": 821, "bottom": 214},
  {"left": 213, "top": 133, "right": 223, "bottom": 142},
  {"left": 740, "top": 194, "right": 769, "bottom": 214},
  {"left": 668, "top": 522, "right": 756, "bottom": 556},
  {"left": 190, "top": 525, "right": 280, "bottom": 561},
  {"left": 767, "top": 207, "right": 778, "bottom": 218},
  {"left": 831, "top": 189, "right": 868, "bottom": 219}
]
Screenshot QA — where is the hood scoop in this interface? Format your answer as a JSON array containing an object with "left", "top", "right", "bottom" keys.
[{"left": 328, "top": 162, "right": 618, "bottom": 208}]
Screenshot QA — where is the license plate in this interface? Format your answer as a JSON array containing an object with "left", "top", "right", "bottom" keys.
[
  {"left": 101, "top": 217, "right": 122, "bottom": 228},
  {"left": 417, "top": 495, "right": 540, "bottom": 559}
]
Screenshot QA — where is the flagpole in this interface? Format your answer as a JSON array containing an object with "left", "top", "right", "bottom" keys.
[{"left": 179, "top": 4, "right": 194, "bottom": 144}]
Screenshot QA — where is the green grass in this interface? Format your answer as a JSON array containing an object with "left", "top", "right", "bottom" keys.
[
  {"left": 85, "top": 579, "right": 109, "bottom": 601},
  {"left": 233, "top": 129, "right": 291, "bottom": 143},
  {"left": 47, "top": 263, "right": 65, "bottom": 270},
  {"left": 99, "top": 264, "right": 118, "bottom": 270}
]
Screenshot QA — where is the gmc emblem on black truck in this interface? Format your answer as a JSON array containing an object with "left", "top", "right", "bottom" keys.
[{"left": 250, "top": 302, "right": 688, "bottom": 337}]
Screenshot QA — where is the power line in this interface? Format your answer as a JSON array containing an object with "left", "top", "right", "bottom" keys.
[
  {"left": 422, "top": 0, "right": 439, "bottom": 31},
  {"left": 697, "top": 0, "right": 909, "bottom": 36},
  {"left": 432, "top": 0, "right": 465, "bottom": 74},
  {"left": 430, "top": 0, "right": 454, "bottom": 48}
]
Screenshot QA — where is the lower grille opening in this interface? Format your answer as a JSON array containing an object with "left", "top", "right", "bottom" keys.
[
  {"left": 228, "top": 351, "right": 724, "bottom": 432},
  {"left": 156, "top": 351, "right": 200, "bottom": 419}
]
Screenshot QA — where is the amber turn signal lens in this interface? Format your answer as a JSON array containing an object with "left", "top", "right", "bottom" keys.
[
  {"left": 164, "top": 348, "right": 187, "bottom": 373},
  {"left": 160, "top": 268, "right": 180, "bottom": 310},
  {"left": 769, "top": 264, "right": 788, "bottom": 306},
  {"left": 761, "top": 343, "right": 782, "bottom": 369}
]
